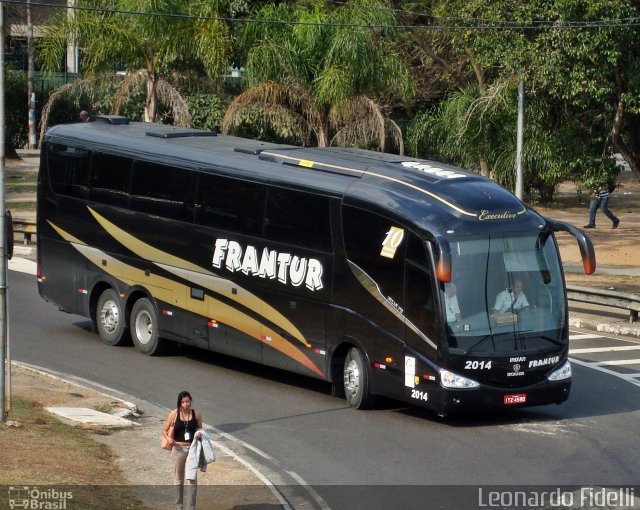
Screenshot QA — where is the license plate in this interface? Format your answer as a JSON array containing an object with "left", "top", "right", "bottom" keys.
[{"left": 504, "top": 393, "right": 527, "bottom": 405}]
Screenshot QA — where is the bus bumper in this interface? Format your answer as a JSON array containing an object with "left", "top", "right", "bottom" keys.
[{"left": 423, "top": 379, "right": 571, "bottom": 415}]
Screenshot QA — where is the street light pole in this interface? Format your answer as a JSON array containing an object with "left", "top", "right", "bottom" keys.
[
  {"left": 0, "top": 0, "right": 8, "bottom": 422},
  {"left": 515, "top": 78, "right": 525, "bottom": 200},
  {"left": 27, "top": 0, "right": 37, "bottom": 149}
]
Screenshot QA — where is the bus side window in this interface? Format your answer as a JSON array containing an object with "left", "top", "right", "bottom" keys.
[
  {"left": 47, "top": 144, "right": 90, "bottom": 199},
  {"left": 196, "top": 174, "right": 265, "bottom": 236},
  {"left": 90, "top": 152, "right": 132, "bottom": 208},
  {"left": 405, "top": 234, "right": 439, "bottom": 342},
  {"left": 405, "top": 262, "right": 439, "bottom": 342},
  {"left": 130, "top": 161, "right": 196, "bottom": 222},
  {"left": 343, "top": 206, "right": 405, "bottom": 313},
  {"left": 264, "top": 188, "right": 332, "bottom": 252}
]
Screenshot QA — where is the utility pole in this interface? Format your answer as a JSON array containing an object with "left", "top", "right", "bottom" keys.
[
  {"left": 1, "top": 0, "right": 9, "bottom": 422},
  {"left": 515, "top": 78, "right": 525, "bottom": 200},
  {"left": 27, "top": 0, "right": 36, "bottom": 149}
]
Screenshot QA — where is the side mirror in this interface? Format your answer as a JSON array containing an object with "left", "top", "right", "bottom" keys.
[{"left": 547, "top": 219, "right": 596, "bottom": 275}]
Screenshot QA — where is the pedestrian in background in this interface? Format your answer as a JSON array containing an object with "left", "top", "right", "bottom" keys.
[
  {"left": 79, "top": 110, "right": 90, "bottom": 122},
  {"left": 584, "top": 183, "right": 620, "bottom": 229},
  {"left": 162, "top": 391, "right": 203, "bottom": 510}
]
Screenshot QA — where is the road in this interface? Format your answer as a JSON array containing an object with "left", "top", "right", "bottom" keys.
[{"left": 8, "top": 268, "right": 640, "bottom": 510}]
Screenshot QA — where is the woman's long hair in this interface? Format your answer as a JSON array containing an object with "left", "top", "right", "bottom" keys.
[{"left": 176, "top": 390, "right": 192, "bottom": 410}]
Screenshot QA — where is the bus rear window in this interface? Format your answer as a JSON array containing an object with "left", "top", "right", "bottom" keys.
[{"left": 47, "top": 144, "right": 91, "bottom": 199}]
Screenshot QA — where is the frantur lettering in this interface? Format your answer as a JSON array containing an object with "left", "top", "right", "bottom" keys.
[{"left": 212, "top": 239, "right": 324, "bottom": 291}]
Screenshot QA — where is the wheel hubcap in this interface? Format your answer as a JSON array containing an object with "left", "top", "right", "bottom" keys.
[
  {"left": 135, "top": 311, "right": 153, "bottom": 345},
  {"left": 344, "top": 359, "right": 360, "bottom": 397},
  {"left": 100, "top": 300, "right": 120, "bottom": 333}
]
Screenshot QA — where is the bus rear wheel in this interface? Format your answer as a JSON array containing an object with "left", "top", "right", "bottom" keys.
[
  {"left": 343, "top": 347, "right": 374, "bottom": 409},
  {"left": 130, "top": 298, "right": 166, "bottom": 355},
  {"left": 96, "top": 289, "right": 128, "bottom": 346}
]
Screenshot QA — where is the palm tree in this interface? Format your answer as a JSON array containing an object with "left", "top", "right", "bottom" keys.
[
  {"left": 222, "top": 1, "right": 413, "bottom": 153},
  {"left": 38, "top": 0, "right": 231, "bottom": 124},
  {"left": 408, "top": 80, "right": 569, "bottom": 200}
]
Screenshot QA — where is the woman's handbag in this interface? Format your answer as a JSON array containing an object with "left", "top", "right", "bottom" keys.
[{"left": 161, "top": 410, "right": 177, "bottom": 450}]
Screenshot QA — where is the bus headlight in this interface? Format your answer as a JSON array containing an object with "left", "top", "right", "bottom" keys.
[
  {"left": 439, "top": 369, "right": 480, "bottom": 389},
  {"left": 547, "top": 360, "right": 572, "bottom": 382}
]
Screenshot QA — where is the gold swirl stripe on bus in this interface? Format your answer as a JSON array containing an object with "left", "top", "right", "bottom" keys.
[
  {"left": 46, "top": 220, "right": 324, "bottom": 378},
  {"left": 86, "top": 207, "right": 309, "bottom": 349}
]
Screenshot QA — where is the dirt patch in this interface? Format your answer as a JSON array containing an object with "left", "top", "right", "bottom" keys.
[
  {"left": 534, "top": 170, "right": 640, "bottom": 269},
  {"left": 4, "top": 364, "right": 282, "bottom": 510}
]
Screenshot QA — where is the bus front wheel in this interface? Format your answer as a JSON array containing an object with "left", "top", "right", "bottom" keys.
[
  {"left": 343, "top": 347, "right": 374, "bottom": 409},
  {"left": 130, "top": 298, "right": 166, "bottom": 355},
  {"left": 96, "top": 289, "right": 128, "bottom": 346}
]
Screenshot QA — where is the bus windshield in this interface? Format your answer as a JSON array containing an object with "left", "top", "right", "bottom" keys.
[{"left": 441, "top": 233, "right": 566, "bottom": 354}]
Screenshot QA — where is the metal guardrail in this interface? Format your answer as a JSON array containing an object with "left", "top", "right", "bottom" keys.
[
  {"left": 567, "top": 285, "right": 640, "bottom": 323},
  {"left": 12, "top": 218, "right": 36, "bottom": 245}
]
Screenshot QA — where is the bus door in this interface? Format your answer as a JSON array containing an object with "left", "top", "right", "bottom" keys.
[
  {"left": 403, "top": 234, "right": 440, "bottom": 401},
  {"left": 342, "top": 206, "right": 408, "bottom": 398}
]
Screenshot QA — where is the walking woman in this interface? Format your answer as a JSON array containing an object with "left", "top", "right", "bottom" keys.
[{"left": 163, "top": 391, "right": 203, "bottom": 510}]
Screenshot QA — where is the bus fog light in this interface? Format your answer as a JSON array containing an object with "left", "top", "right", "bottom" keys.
[
  {"left": 439, "top": 369, "right": 480, "bottom": 389},
  {"left": 547, "top": 360, "right": 572, "bottom": 381}
]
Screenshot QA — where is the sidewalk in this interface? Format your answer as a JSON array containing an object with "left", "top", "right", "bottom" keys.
[{"left": 7, "top": 361, "right": 287, "bottom": 510}]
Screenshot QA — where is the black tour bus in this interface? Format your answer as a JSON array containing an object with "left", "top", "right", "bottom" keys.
[{"left": 36, "top": 116, "right": 595, "bottom": 415}]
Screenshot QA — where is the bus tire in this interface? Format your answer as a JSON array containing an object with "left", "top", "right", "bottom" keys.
[
  {"left": 343, "top": 347, "right": 374, "bottom": 409},
  {"left": 96, "top": 289, "right": 128, "bottom": 346},
  {"left": 130, "top": 298, "right": 165, "bottom": 355}
]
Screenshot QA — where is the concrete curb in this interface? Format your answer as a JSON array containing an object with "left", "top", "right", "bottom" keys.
[
  {"left": 569, "top": 316, "right": 640, "bottom": 338},
  {"left": 15, "top": 361, "right": 141, "bottom": 428}
]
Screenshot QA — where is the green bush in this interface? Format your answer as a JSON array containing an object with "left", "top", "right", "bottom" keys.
[
  {"left": 185, "top": 92, "right": 227, "bottom": 132},
  {"left": 5, "top": 70, "right": 28, "bottom": 154}
]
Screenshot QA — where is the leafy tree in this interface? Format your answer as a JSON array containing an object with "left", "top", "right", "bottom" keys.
[
  {"left": 37, "top": 0, "right": 231, "bottom": 125},
  {"left": 407, "top": 80, "right": 569, "bottom": 201},
  {"left": 223, "top": 1, "right": 413, "bottom": 152},
  {"left": 401, "top": 0, "right": 635, "bottom": 194},
  {"left": 527, "top": 0, "right": 640, "bottom": 183}
]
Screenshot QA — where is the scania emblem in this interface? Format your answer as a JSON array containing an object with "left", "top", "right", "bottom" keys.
[{"left": 513, "top": 364, "right": 521, "bottom": 372}]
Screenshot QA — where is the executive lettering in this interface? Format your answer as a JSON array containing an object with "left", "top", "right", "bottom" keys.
[{"left": 478, "top": 210, "right": 518, "bottom": 221}]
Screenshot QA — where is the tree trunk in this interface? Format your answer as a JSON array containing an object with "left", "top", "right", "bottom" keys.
[
  {"left": 145, "top": 72, "right": 158, "bottom": 123},
  {"left": 611, "top": 66, "right": 640, "bottom": 183},
  {"left": 610, "top": 96, "right": 640, "bottom": 183},
  {"left": 479, "top": 157, "right": 490, "bottom": 178}
]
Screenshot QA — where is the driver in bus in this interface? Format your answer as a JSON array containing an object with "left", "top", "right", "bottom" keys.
[{"left": 492, "top": 279, "right": 530, "bottom": 314}]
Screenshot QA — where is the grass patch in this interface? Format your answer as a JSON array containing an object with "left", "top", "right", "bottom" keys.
[
  {"left": 93, "top": 402, "right": 115, "bottom": 414},
  {"left": 0, "top": 396, "right": 151, "bottom": 509},
  {"left": 6, "top": 201, "right": 36, "bottom": 213}
]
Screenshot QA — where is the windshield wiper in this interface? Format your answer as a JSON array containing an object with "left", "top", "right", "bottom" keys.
[
  {"left": 532, "top": 334, "right": 564, "bottom": 347},
  {"left": 511, "top": 331, "right": 565, "bottom": 347},
  {"left": 463, "top": 335, "right": 492, "bottom": 355}
]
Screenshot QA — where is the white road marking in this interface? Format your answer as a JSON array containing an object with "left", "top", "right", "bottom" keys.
[
  {"left": 596, "top": 359, "right": 640, "bottom": 366},
  {"left": 569, "top": 346, "right": 640, "bottom": 354},
  {"left": 570, "top": 358, "right": 640, "bottom": 388},
  {"left": 569, "top": 333, "right": 604, "bottom": 340}
]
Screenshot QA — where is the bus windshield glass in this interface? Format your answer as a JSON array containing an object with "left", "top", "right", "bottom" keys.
[{"left": 441, "top": 233, "right": 566, "bottom": 354}]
